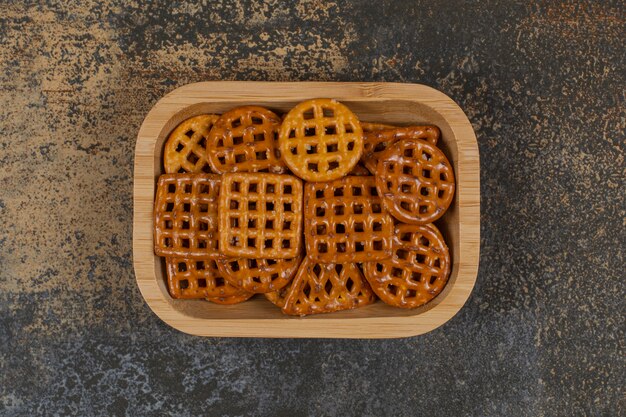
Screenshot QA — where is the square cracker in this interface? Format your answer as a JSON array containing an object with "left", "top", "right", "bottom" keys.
[
  {"left": 304, "top": 176, "right": 394, "bottom": 263},
  {"left": 218, "top": 172, "right": 303, "bottom": 259},
  {"left": 154, "top": 173, "right": 221, "bottom": 259}
]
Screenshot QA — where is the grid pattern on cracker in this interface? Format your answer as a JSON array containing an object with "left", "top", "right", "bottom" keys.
[
  {"left": 164, "top": 115, "right": 219, "bottom": 174},
  {"left": 304, "top": 176, "right": 394, "bottom": 263},
  {"left": 280, "top": 258, "right": 376, "bottom": 316},
  {"left": 218, "top": 173, "right": 303, "bottom": 259},
  {"left": 217, "top": 254, "right": 302, "bottom": 293},
  {"left": 166, "top": 257, "right": 251, "bottom": 300},
  {"left": 363, "top": 224, "right": 450, "bottom": 308},
  {"left": 376, "top": 138, "right": 455, "bottom": 224},
  {"left": 154, "top": 174, "right": 221, "bottom": 259},
  {"left": 279, "top": 99, "right": 363, "bottom": 181},
  {"left": 207, "top": 106, "right": 286, "bottom": 174},
  {"left": 362, "top": 126, "right": 440, "bottom": 174}
]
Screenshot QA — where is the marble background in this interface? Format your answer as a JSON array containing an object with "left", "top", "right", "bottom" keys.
[{"left": 0, "top": 1, "right": 624, "bottom": 416}]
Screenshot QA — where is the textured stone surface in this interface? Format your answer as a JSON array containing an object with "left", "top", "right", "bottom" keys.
[{"left": 1, "top": 1, "right": 624, "bottom": 415}]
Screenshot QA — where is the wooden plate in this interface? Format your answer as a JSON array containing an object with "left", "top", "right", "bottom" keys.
[{"left": 133, "top": 82, "right": 480, "bottom": 338}]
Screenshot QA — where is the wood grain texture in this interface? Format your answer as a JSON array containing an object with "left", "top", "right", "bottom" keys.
[{"left": 133, "top": 81, "right": 480, "bottom": 338}]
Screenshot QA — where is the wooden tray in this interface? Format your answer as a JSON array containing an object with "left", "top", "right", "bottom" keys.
[{"left": 133, "top": 82, "right": 480, "bottom": 338}]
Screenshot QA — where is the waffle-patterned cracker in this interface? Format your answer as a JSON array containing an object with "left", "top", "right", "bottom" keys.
[
  {"left": 166, "top": 257, "right": 252, "bottom": 303},
  {"left": 363, "top": 223, "right": 450, "bottom": 308},
  {"left": 163, "top": 115, "right": 219, "bottom": 174},
  {"left": 362, "top": 126, "right": 440, "bottom": 174},
  {"left": 207, "top": 106, "right": 286, "bottom": 174},
  {"left": 278, "top": 98, "right": 363, "bottom": 182},
  {"left": 154, "top": 173, "right": 221, "bottom": 259},
  {"left": 273, "top": 258, "right": 376, "bottom": 316},
  {"left": 304, "top": 176, "right": 393, "bottom": 263},
  {"left": 218, "top": 173, "right": 303, "bottom": 259},
  {"left": 376, "top": 138, "right": 454, "bottom": 224},
  {"left": 217, "top": 255, "right": 302, "bottom": 293}
]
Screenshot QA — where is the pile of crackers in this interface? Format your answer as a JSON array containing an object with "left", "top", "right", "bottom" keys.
[{"left": 153, "top": 99, "right": 455, "bottom": 316}]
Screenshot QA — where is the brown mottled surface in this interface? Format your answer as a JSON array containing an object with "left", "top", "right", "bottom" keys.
[{"left": 1, "top": 1, "right": 624, "bottom": 416}]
